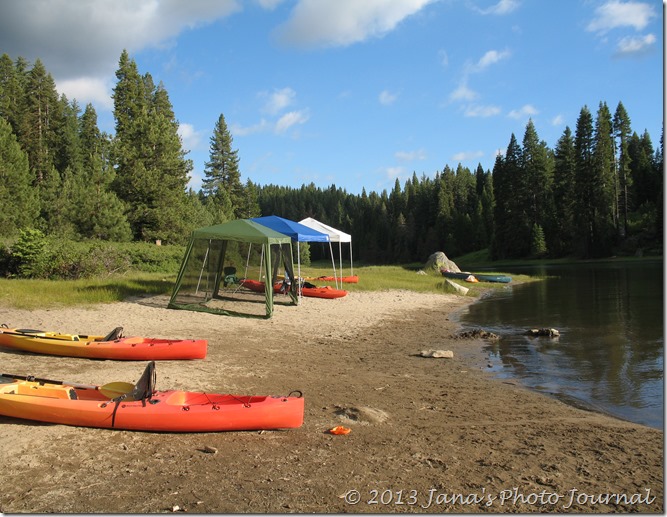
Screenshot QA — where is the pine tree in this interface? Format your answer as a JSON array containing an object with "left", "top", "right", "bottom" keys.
[
  {"left": 112, "top": 51, "right": 193, "bottom": 242},
  {"left": 591, "top": 102, "right": 617, "bottom": 255},
  {"left": 73, "top": 104, "right": 132, "bottom": 240},
  {"left": 521, "top": 119, "right": 554, "bottom": 248},
  {"left": 22, "top": 59, "right": 60, "bottom": 185},
  {"left": 0, "top": 54, "right": 23, "bottom": 136},
  {"left": 613, "top": 102, "right": 632, "bottom": 238},
  {"left": 552, "top": 126, "right": 576, "bottom": 256},
  {"left": 202, "top": 113, "right": 243, "bottom": 221},
  {"left": 492, "top": 134, "right": 526, "bottom": 258},
  {"left": 0, "top": 117, "right": 38, "bottom": 235},
  {"left": 573, "top": 106, "right": 596, "bottom": 257}
]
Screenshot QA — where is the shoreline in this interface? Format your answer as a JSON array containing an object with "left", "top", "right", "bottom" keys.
[{"left": 0, "top": 290, "right": 663, "bottom": 513}]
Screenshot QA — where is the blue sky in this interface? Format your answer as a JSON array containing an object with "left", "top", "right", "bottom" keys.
[{"left": 0, "top": 0, "right": 663, "bottom": 195}]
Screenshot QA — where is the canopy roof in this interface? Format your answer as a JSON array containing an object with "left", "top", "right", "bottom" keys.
[
  {"left": 298, "top": 217, "right": 351, "bottom": 243},
  {"left": 192, "top": 219, "right": 292, "bottom": 245},
  {"left": 251, "top": 216, "right": 330, "bottom": 243}
]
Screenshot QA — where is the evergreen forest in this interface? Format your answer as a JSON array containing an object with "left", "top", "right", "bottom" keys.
[{"left": 0, "top": 51, "right": 662, "bottom": 275}]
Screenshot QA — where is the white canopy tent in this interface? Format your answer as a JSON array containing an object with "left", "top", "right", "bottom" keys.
[{"left": 299, "top": 217, "right": 354, "bottom": 279}]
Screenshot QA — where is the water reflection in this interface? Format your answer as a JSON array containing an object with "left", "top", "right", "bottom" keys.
[{"left": 458, "top": 261, "right": 664, "bottom": 429}]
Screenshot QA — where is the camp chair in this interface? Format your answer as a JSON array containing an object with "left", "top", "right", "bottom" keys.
[{"left": 223, "top": 266, "right": 241, "bottom": 287}]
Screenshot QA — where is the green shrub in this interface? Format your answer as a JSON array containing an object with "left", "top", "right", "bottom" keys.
[{"left": 11, "top": 229, "right": 49, "bottom": 278}]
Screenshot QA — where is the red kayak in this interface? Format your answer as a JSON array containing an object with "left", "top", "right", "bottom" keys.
[
  {"left": 241, "top": 279, "right": 347, "bottom": 299},
  {"left": 0, "top": 362, "right": 304, "bottom": 432},
  {"left": 317, "top": 275, "right": 359, "bottom": 284},
  {"left": 0, "top": 326, "right": 207, "bottom": 360}
]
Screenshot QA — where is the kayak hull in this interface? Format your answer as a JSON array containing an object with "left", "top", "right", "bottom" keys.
[
  {"left": 0, "top": 380, "right": 304, "bottom": 432},
  {"left": 0, "top": 329, "right": 207, "bottom": 360},
  {"left": 317, "top": 275, "right": 358, "bottom": 284},
  {"left": 242, "top": 280, "right": 347, "bottom": 299},
  {"left": 302, "top": 286, "right": 347, "bottom": 299},
  {"left": 440, "top": 270, "right": 512, "bottom": 284}
]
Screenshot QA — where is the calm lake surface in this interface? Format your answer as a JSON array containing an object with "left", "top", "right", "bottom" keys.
[{"left": 455, "top": 260, "right": 664, "bottom": 430}]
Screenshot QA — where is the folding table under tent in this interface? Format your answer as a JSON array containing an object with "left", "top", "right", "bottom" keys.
[
  {"left": 251, "top": 215, "right": 339, "bottom": 295},
  {"left": 298, "top": 217, "right": 355, "bottom": 282},
  {"left": 168, "top": 219, "right": 298, "bottom": 319}
]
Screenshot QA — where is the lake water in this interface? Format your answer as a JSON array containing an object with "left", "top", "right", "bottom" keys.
[{"left": 455, "top": 260, "right": 664, "bottom": 430}]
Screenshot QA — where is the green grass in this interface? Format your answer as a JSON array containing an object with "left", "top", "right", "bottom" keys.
[
  {"left": 297, "top": 263, "right": 526, "bottom": 297},
  {"left": 0, "top": 263, "right": 528, "bottom": 310},
  {"left": 0, "top": 273, "right": 176, "bottom": 310}
]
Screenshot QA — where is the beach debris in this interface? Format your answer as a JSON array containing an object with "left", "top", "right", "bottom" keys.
[
  {"left": 420, "top": 349, "right": 454, "bottom": 359},
  {"left": 328, "top": 426, "right": 351, "bottom": 435},
  {"left": 199, "top": 446, "right": 218, "bottom": 454},
  {"left": 453, "top": 328, "right": 499, "bottom": 340},
  {"left": 525, "top": 328, "right": 560, "bottom": 338}
]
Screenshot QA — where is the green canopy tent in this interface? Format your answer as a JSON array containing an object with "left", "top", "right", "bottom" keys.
[{"left": 168, "top": 219, "right": 298, "bottom": 319}]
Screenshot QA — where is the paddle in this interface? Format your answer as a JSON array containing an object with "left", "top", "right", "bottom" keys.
[{"left": 0, "top": 373, "right": 135, "bottom": 399}]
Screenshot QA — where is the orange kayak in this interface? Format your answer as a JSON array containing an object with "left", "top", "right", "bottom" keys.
[
  {"left": 317, "top": 275, "right": 359, "bottom": 284},
  {"left": 0, "top": 327, "right": 207, "bottom": 360},
  {"left": 242, "top": 279, "right": 347, "bottom": 299},
  {"left": 0, "top": 366, "right": 304, "bottom": 432},
  {"left": 302, "top": 286, "right": 347, "bottom": 299}
]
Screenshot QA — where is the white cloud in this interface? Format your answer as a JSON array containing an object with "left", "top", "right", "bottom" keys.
[
  {"left": 261, "top": 87, "right": 297, "bottom": 115},
  {"left": 449, "top": 81, "right": 478, "bottom": 102},
  {"left": 615, "top": 33, "right": 656, "bottom": 55},
  {"left": 385, "top": 166, "right": 407, "bottom": 180},
  {"left": 55, "top": 76, "right": 114, "bottom": 110},
  {"left": 473, "top": 49, "right": 511, "bottom": 71},
  {"left": 587, "top": 0, "right": 655, "bottom": 33},
  {"left": 273, "top": 0, "right": 435, "bottom": 48},
  {"left": 231, "top": 119, "right": 271, "bottom": 136},
  {"left": 551, "top": 114, "right": 565, "bottom": 126},
  {"left": 395, "top": 149, "right": 426, "bottom": 161},
  {"left": 235, "top": 89, "right": 309, "bottom": 137},
  {"left": 464, "top": 104, "right": 501, "bottom": 117},
  {"left": 473, "top": 0, "right": 520, "bottom": 16},
  {"left": 452, "top": 150, "right": 484, "bottom": 161},
  {"left": 0, "top": 0, "right": 241, "bottom": 107},
  {"left": 379, "top": 90, "right": 398, "bottom": 105},
  {"left": 275, "top": 110, "right": 310, "bottom": 133},
  {"left": 508, "top": 104, "right": 538, "bottom": 119},
  {"left": 438, "top": 49, "right": 449, "bottom": 67},
  {"left": 178, "top": 123, "right": 206, "bottom": 151}
]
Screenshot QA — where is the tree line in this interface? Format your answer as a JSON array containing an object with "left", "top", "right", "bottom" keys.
[{"left": 0, "top": 50, "right": 662, "bottom": 267}]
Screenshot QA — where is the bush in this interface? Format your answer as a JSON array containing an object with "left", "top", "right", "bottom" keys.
[{"left": 10, "top": 229, "right": 50, "bottom": 278}]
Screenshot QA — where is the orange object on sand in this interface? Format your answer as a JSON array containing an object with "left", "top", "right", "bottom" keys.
[{"left": 329, "top": 425, "right": 351, "bottom": 435}]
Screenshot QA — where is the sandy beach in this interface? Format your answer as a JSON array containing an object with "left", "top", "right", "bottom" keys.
[{"left": 0, "top": 290, "right": 662, "bottom": 513}]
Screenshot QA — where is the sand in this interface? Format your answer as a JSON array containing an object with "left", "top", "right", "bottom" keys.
[{"left": 0, "top": 290, "right": 663, "bottom": 513}]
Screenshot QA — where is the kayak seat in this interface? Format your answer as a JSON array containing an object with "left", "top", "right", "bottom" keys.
[
  {"left": 130, "top": 361, "right": 156, "bottom": 402},
  {"left": 100, "top": 327, "right": 124, "bottom": 342}
]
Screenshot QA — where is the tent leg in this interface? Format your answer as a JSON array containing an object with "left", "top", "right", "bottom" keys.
[{"left": 195, "top": 244, "right": 211, "bottom": 295}]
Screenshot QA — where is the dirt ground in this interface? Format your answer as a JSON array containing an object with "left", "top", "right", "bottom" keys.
[{"left": 0, "top": 289, "right": 663, "bottom": 513}]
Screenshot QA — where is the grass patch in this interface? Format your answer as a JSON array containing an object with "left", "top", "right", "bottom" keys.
[
  {"left": 0, "top": 273, "right": 176, "bottom": 310},
  {"left": 0, "top": 263, "right": 527, "bottom": 310}
]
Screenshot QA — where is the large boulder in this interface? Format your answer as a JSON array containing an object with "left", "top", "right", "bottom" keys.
[{"left": 424, "top": 251, "right": 460, "bottom": 273}]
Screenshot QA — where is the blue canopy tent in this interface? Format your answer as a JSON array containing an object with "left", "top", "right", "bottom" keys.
[{"left": 251, "top": 216, "right": 339, "bottom": 295}]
